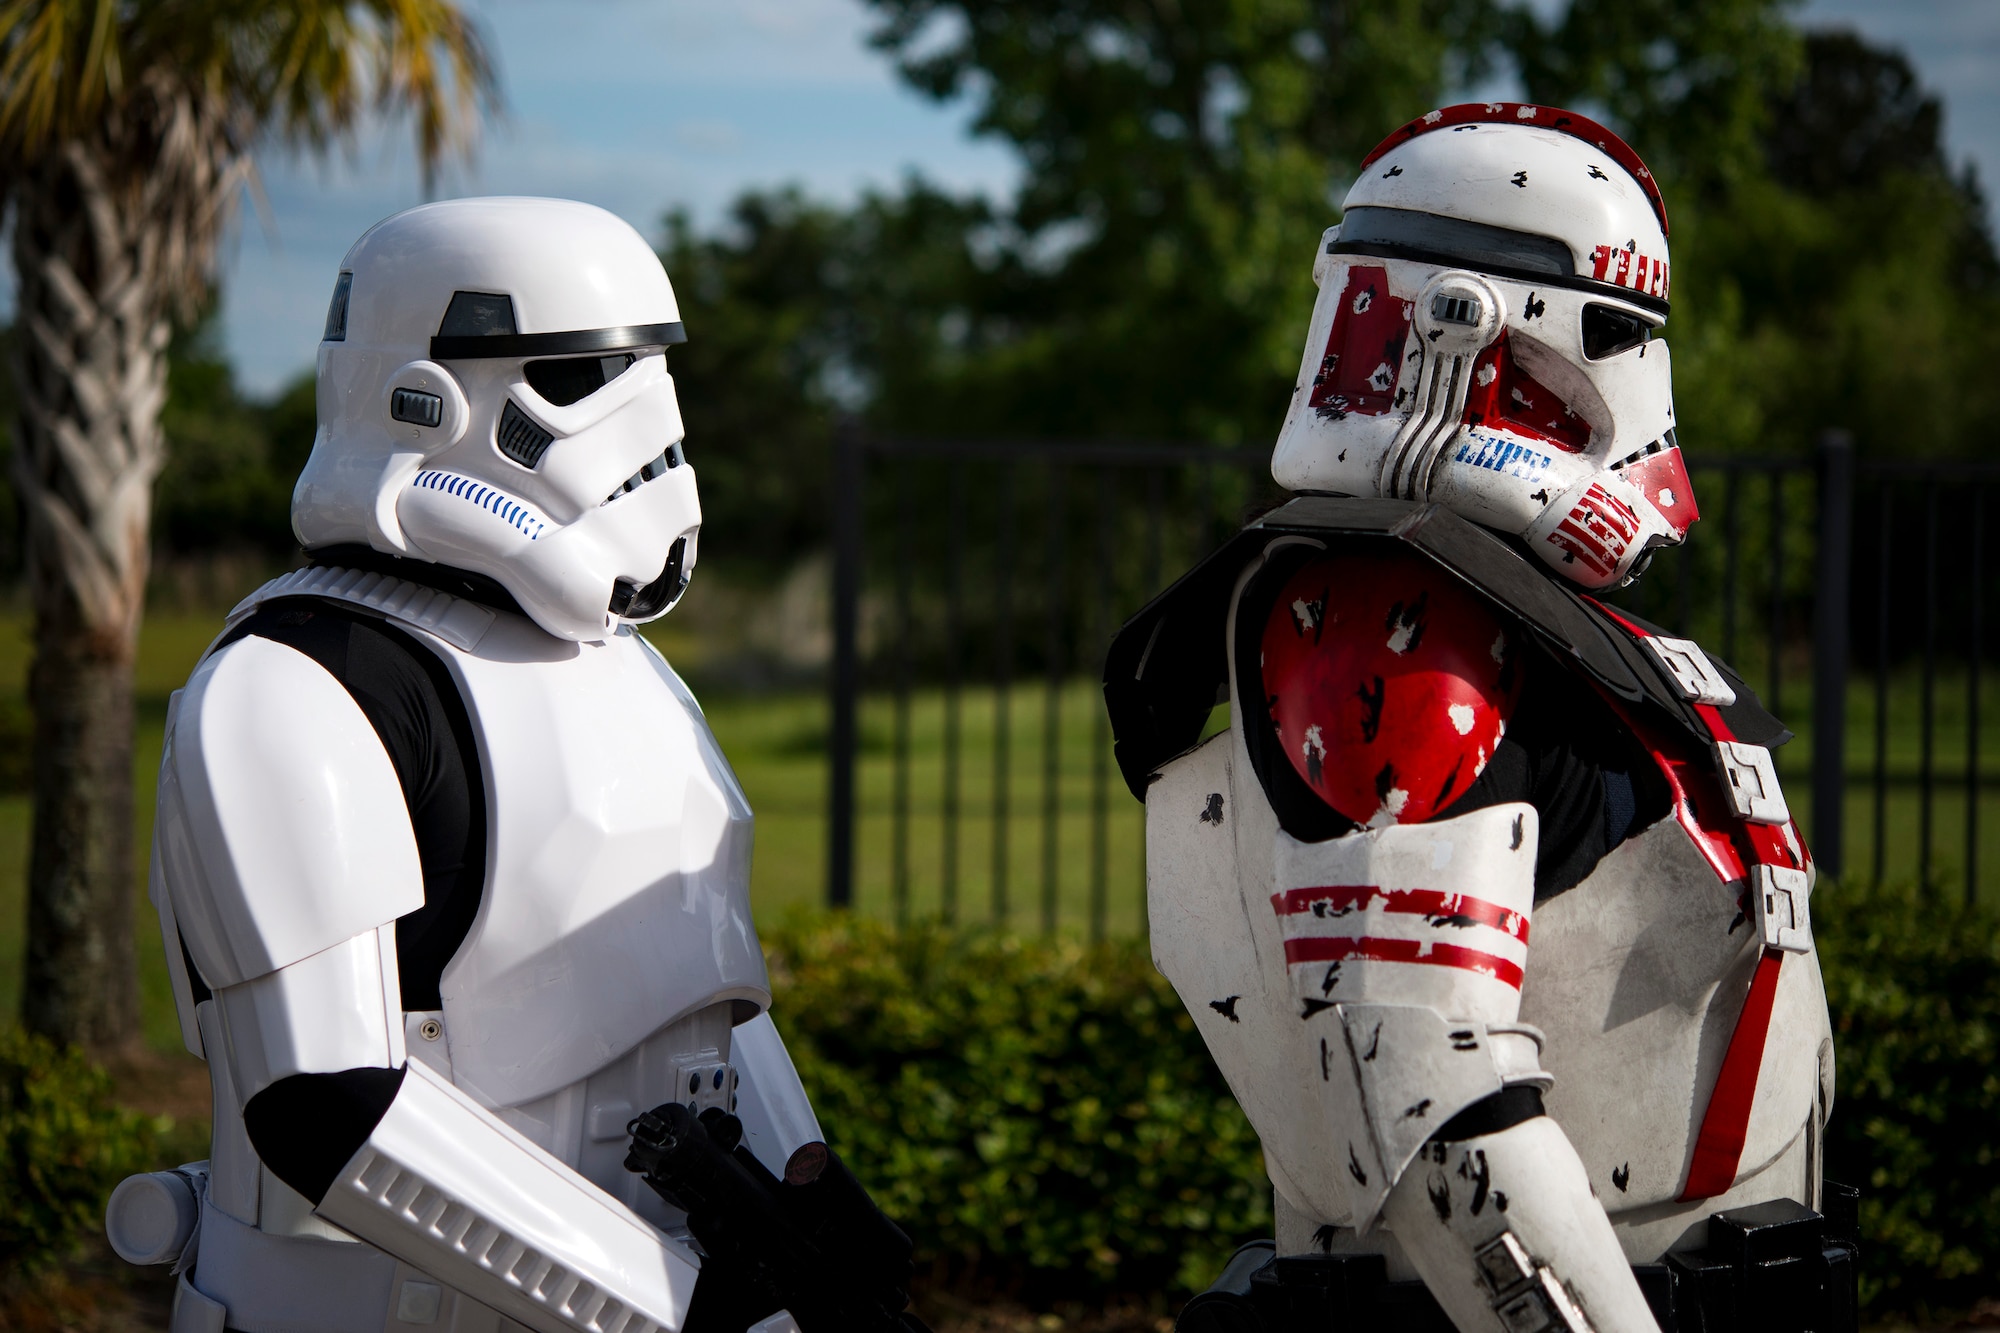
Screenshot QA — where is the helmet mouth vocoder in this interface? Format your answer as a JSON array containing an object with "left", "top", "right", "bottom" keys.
[{"left": 1330, "top": 207, "right": 1669, "bottom": 317}]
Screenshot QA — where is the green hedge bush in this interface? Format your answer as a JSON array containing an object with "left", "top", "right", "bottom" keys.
[
  {"left": 1, "top": 895, "right": 1990, "bottom": 1314},
  {"left": 763, "top": 917, "right": 1270, "bottom": 1298},
  {"left": 768, "top": 898, "right": 2000, "bottom": 1313},
  {"left": 0, "top": 1030, "right": 168, "bottom": 1275},
  {"left": 1818, "top": 878, "right": 2000, "bottom": 1313}
]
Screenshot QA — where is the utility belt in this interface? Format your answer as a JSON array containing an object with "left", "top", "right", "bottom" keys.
[{"left": 1180, "top": 1185, "right": 1859, "bottom": 1333}]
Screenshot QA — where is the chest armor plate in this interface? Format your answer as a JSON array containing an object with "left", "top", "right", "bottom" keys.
[{"left": 227, "top": 568, "right": 771, "bottom": 1109}]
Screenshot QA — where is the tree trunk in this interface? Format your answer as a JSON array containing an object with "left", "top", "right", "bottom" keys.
[{"left": 8, "top": 76, "right": 240, "bottom": 1051}]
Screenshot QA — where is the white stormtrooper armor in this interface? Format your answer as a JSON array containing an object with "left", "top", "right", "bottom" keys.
[
  {"left": 109, "top": 200, "right": 826, "bottom": 1333},
  {"left": 1111, "top": 107, "right": 1848, "bottom": 1333}
]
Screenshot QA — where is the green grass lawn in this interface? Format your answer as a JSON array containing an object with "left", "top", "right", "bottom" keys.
[{"left": 0, "top": 603, "right": 1993, "bottom": 1051}]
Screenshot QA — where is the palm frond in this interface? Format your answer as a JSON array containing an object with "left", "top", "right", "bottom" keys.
[{"left": 0, "top": 0, "right": 498, "bottom": 187}]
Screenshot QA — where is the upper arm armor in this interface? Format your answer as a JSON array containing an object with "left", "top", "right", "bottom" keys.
[
  {"left": 157, "top": 634, "right": 425, "bottom": 989},
  {"left": 1255, "top": 545, "right": 1521, "bottom": 828}
]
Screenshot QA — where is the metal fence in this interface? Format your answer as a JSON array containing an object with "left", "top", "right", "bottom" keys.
[{"left": 827, "top": 430, "right": 2000, "bottom": 931}]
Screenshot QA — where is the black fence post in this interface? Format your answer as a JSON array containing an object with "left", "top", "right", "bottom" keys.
[
  {"left": 1812, "top": 430, "right": 1855, "bottom": 879},
  {"left": 828, "top": 419, "right": 864, "bottom": 909}
]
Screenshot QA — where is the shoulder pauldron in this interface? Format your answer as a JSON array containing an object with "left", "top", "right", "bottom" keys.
[{"left": 1102, "top": 497, "right": 1789, "bottom": 801}]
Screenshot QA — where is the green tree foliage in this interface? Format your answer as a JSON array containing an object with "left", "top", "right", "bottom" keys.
[
  {"left": 137, "top": 5, "right": 1999, "bottom": 582},
  {"left": 153, "top": 316, "right": 316, "bottom": 559},
  {"left": 647, "top": 0, "right": 1997, "bottom": 546},
  {"left": 661, "top": 185, "right": 1005, "bottom": 577},
  {"left": 1515, "top": 12, "right": 2000, "bottom": 460}
]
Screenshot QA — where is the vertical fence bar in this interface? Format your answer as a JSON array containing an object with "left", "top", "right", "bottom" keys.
[
  {"left": 1811, "top": 432, "right": 1853, "bottom": 879},
  {"left": 1141, "top": 467, "right": 1164, "bottom": 929},
  {"left": 1968, "top": 486, "right": 1985, "bottom": 907},
  {"left": 1767, "top": 468, "right": 1785, "bottom": 721},
  {"left": 890, "top": 464, "right": 914, "bottom": 926},
  {"left": 1921, "top": 482, "right": 1939, "bottom": 889},
  {"left": 1873, "top": 488, "right": 1893, "bottom": 883},
  {"left": 942, "top": 460, "right": 964, "bottom": 924},
  {"left": 1042, "top": 464, "right": 1069, "bottom": 936},
  {"left": 827, "top": 421, "right": 864, "bottom": 908},
  {"left": 1677, "top": 513, "right": 1695, "bottom": 639},
  {"left": 1090, "top": 468, "right": 1115, "bottom": 942},
  {"left": 1723, "top": 468, "right": 1743, "bottom": 666},
  {"left": 993, "top": 462, "right": 1016, "bottom": 925}
]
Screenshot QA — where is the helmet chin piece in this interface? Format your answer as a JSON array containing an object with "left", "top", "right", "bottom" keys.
[
  {"left": 610, "top": 534, "right": 694, "bottom": 622},
  {"left": 1271, "top": 104, "right": 1693, "bottom": 590},
  {"left": 295, "top": 198, "right": 701, "bottom": 642}
]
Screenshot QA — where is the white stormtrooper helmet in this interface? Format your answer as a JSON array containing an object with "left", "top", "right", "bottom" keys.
[
  {"left": 1271, "top": 103, "right": 1696, "bottom": 589},
  {"left": 293, "top": 196, "right": 701, "bottom": 641}
]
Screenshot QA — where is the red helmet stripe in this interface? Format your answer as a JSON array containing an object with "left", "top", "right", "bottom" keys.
[{"left": 1360, "top": 102, "right": 1669, "bottom": 238}]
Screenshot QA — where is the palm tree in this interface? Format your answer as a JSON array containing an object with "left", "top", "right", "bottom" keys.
[{"left": 0, "top": 0, "right": 497, "bottom": 1050}]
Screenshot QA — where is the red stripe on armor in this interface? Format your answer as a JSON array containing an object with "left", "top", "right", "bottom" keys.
[
  {"left": 1281, "top": 935, "right": 1525, "bottom": 989},
  {"left": 1680, "top": 947, "right": 1785, "bottom": 1200},
  {"left": 1271, "top": 885, "right": 1530, "bottom": 942}
]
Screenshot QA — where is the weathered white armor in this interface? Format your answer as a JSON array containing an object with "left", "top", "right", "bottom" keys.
[
  {"left": 133, "top": 566, "right": 818, "bottom": 1333},
  {"left": 1115, "top": 99, "right": 1845, "bottom": 1333},
  {"left": 1132, "top": 507, "right": 1835, "bottom": 1333}
]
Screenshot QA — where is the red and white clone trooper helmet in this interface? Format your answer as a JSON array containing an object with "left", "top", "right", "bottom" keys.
[{"left": 1271, "top": 103, "right": 1696, "bottom": 589}]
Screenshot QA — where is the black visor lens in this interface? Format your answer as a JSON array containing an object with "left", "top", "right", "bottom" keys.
[
  {"left": 1581, "top": 303, "right": 1653, "bottom": 359},
  {"left": 1332, "top": 207, "right": 1575, "bottom": 278},
  {"left": 525, "top": 353, "right": 636, "bottom": 407}
]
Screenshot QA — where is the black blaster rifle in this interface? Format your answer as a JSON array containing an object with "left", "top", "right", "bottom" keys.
[{"left": 625, "top": 1101, "right": 931, "bottom": 1333}]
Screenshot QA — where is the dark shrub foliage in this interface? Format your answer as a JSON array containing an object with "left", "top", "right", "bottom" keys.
[
  {"left": 1818, "top": 878, "right": 2000, "bottom": 1313},
  {"left": 0, "top": 1031, "right": 166, "bottom": 1276},
  {"left": 764, "top": 916, "right": 1271, "bottom": 1298}
]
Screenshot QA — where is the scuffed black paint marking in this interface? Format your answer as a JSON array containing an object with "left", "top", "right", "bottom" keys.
[
  {"left": 1321, "top": 1037, "right": 1331, "bottom": 1081},
  {"left": 1404, "top": 1098, "right": 1432, "bottom": 1119},
  {"left": 1523, "top": 293, "right": 1546, "bottom": 320},
  {"left": 1427, "top": 912, "right": 1481, "bottom": 930},
  {"left": 1588, "top": 164, "right": 1608, "bottom": 181},
  {"left": 1493, "top": 1190, "right": 1509, "bottom": 1213},
  {"left": 1427, "top": 1172, "right": 1453, "bottom": 1222},
  {"left": 1511, "top": 170, "right": 1528, "bottom": 188},
  {"left": 1313, "top": 1224, "right": 1340, "bottom": 1254},
  {"left": 1384, "top": 591, "right": 1430, "bottom": 653},
  {"left": 1511, "top": 814, "right": 1525, "bottom": 850},
  {"left": 1321, "top": 961, "right": 1343, "bottom": 996},
  {"left": 1450, "top": 1029, "right": 1479, "bottom": 1052},
  {"left": 1383, "top": 165, "right": 1403, "bottom": 179},
  {"left": 1348, "top": 1144, "right": 1369, "bottom": 1186},
  {"left": 1292, "top": 587, "right": 1329, "bottom": 642},
  {"left": 1199, "top": 793, "right": 1225, "bottom": 826},
  {"left": 1612, "top": 1163, "right": 1631, "bottom": 1193},
  {"left": 1209, "top": 996, "right": 1241, "bottom": 1022},
  {"left": 1435, "top": 753, "right": 1465, "bottom": 809},
  {"left": 1301, "top": 997, "right": 1338, "bottom": 1019},
  {"left": 1357, "top": 675, "right": 1387, "bottom": 743},
  {"left": 1460, "top": 1148, "right": 1492, "bottom": 1215},
  {"left": 1363, "top": 1023, "right": 1382, "bottom": 1061}
]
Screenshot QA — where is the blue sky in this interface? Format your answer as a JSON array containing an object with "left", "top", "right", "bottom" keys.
[{"left": 77, "top": 0, "right": 2000, "bottom": 395}]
